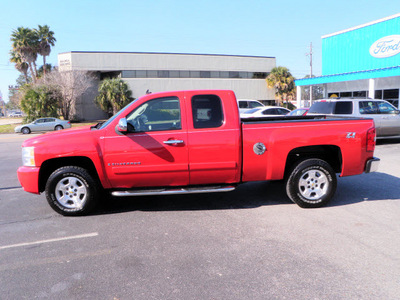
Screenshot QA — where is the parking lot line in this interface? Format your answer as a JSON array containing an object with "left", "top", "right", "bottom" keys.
[{"left": 0, "top": 232, "right": 99, "bottom": 250}]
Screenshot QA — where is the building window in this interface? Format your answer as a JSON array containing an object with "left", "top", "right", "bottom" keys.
[
  {"left": 121, "top": 70, "right": 135, "bottom": 78},
  {"left": 119, "top": 70, "right": 266, "bottom": 79},
  {"left": 136, "top": 70, "right": 147, "bottom": 78},
  {"left": 353, "top": 91, "right": 367, "bottom": 98},
  {"left": 158, "top": 70, "right": 169, "bottom": 78},
  {"left": 340, "top": 92, "right": 352, "bottom": 97},
  {"left": 170, "top": 70, "right": 180, "bottom": 78},
  {"left": 252, "top": 72, "right": 268, "bottom": 79},
  {"left": 375, "top": 90, "right": 383, "bottom": 99},
  {"left": 383, "top": 89, "right": 399, "bottom": 99},
  {"left": 200, "top": 71, "right": 211, "bottom": 78}
]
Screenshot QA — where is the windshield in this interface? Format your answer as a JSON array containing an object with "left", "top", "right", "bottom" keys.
[{"left": 98, "top": 99, "right": 138, "bottom": 130}]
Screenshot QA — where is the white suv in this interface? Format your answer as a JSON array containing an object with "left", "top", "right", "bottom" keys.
[
  {"left": 237, "top": 99, "right": 264, "bottom": 113},
  {"left": 308, "top": 98, "right": 400, "bottom": 138}
]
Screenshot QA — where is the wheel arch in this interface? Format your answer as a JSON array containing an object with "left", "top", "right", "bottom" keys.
[
  {"left": 284, "top": 145, "right": 342, "bottom": 178},
  {"left": 39, "top": 156, "right": 101, "bottom": 193}
]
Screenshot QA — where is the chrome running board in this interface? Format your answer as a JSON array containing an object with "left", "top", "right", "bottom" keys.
[{"left": 111, "top": 185, "right": 236, "bottom": 197}]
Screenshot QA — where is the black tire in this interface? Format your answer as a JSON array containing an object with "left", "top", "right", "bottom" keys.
[
  {"left": 21, "top": 127, "right": 31, "bottom": 134},
  {"left": 55, "top": 125, "right": 63, "bottom": 131},
  {"left": 286, "top": 158, "right": 337, "bottom": 208},
  {"left": 45, "top": 166, "right": 98, "bottom": 216}
]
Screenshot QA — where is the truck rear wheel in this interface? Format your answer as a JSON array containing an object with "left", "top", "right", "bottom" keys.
[
  {"left": 286, "top": 158, "right": 337, "bottom": 208},
  {"left": 45, "top": 166, "right": 98, "bottom": 216}
]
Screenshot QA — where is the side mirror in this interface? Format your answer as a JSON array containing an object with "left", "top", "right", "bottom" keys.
[{"left": 117, "top": 118, "right": 128, "bottom": 133}]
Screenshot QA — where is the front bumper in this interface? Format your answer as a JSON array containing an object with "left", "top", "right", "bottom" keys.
[
  {"left": 17, "top": 166, "right": 40, "bottom": 194},
  {"left": 365, "top": 157, "right": 380, "bottom": 173}
]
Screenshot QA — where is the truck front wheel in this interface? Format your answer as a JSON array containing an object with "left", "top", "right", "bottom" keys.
[
  {"left": 45, "top": 166, "right": 98, "bottom": 216},
  {"left": 286, "top": 159, "right": 337, "bottom": 208}
]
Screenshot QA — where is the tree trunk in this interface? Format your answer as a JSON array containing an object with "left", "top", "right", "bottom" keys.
[
  {"left": 43, "top": 55, "right": 47, "bottom": 76},
  {"left": 32, "top": 60, "right": 39, "bottom": 79},
  {"left": 28, "top": 62, "right": 37, "bottom": 83}
]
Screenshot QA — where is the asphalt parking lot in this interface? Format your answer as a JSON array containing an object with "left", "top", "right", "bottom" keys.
[{"left": 1, "top": 133, "right": 400, "bottom": 299}]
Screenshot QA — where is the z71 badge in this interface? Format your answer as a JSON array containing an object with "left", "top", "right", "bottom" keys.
[{"left": 346, "top": 132, "right": 356, "bottom": 139}]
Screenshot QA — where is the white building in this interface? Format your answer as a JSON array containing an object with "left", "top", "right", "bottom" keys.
[{"left": 58, "top": 52, "right": 276, "bottom": 120}]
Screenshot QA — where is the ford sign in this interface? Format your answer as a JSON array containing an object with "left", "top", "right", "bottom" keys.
[{"left": 370, "top": 35, "right": 400, "bottom": 58}]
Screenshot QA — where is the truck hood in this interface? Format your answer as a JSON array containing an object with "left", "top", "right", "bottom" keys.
[{"left": 22, "top": 125, "right": 95, "bottom": 147}]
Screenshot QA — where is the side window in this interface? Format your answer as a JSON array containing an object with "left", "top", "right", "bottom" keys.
[
  {"left": 278, "top": 108, "right": 289, "bottom": 115},
  {"left": 263, "top": 109, "right": 276, "bottom": 115},
  {"left": 36, "top": 119, "right": 45, "bottom": 123},
  {"left": 192, "top": 95, "right": 224, "bottom": 129},
  {"left": 378, "top": 102, "right": 396, "bottom": 114},
  {"left": 359, "top": 101, "right": 379, "bottom": 114},
  {"left": 249, "top": 101, "right": 263, "bottom": 109},
  {"left": 334, "top": 101, "right": 353, "bottom": 114},
  {"left": 238, "top": 101, "right": 248, "bottom": 108},
  {"left": 126, "top": 97, "right": 181, "bottom": 132}
]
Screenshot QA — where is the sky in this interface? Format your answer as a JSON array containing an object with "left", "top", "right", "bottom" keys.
[{"left": 1, "top": 0, "right": 400, "bottom": 102}]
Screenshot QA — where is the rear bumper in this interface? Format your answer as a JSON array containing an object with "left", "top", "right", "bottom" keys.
[
  {"left": 17, "top": 166, "right": 40, "bottom": 194},
  {"left": 365, "top": 157, "right": 380, "bottom": 173}
]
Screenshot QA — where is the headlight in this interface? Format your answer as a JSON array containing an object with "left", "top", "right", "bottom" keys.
[{"left": 22, "top": 147, "right": 35, "bottom": 166}]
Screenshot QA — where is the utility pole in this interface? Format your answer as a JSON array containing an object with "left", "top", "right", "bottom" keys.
[{"left": 308, "top": 42, "right": 313, "bottom": 104}]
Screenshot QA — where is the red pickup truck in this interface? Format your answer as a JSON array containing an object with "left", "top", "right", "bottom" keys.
[{"left": 18, "top": 90, "right": 380, "bottom": 216}]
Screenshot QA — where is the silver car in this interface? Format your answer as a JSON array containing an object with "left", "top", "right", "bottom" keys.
[
  {"left": 308, "top": 98, "right": 400, "bottom": 138},
  {"left": 15, "top": 118, "right": 71, "bottom": 134}
]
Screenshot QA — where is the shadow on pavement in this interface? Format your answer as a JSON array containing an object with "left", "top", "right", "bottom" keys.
[{"left": 95, "top": 171, "right": 400, "bottom": 215}]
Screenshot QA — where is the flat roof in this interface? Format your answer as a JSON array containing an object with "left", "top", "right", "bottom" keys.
[
  {"left": 59, "top": 51, "right": 275, "bottom": 59},
  {"left": 322, "top": 13, "right": 400, "bottom": 39}
]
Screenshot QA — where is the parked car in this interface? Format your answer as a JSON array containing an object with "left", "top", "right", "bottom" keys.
[
  {"left": 17, "top": 90, "right": 379, "bottom": 215},
  {"left": 15, "top": 118, "right": 71, "bottom": 134},
  {"left": 241, "top": 106, "right": 290, "bottom": 118},
  {"left": 9, "top": 111, "right": 22, "bottom": 117},
  {"left": 237, "top": 99, "right": 264, "bottom": 113},
  {"left": 287, "top": 108, "right": 309, "bottom": 116},
  {"left": 308, "top": 98, "right": 400, "bottom": 138}
]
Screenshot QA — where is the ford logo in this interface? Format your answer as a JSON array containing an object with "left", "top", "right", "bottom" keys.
[{"left": 370, "top": 35, "right": 400, "bottom": 58}]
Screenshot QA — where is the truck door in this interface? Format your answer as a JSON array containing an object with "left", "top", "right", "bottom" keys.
[
  {"left": 103, "top": 95, "right": 189, "bottom": 188},
  {"left": 185, "top": 92, "right": 241, "bottom": 185}
]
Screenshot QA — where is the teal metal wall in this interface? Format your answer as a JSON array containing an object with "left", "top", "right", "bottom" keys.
[{"left": 322, "top": 16, "right": 400, "bottom": 75}]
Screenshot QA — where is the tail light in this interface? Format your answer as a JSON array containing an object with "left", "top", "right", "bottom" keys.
[{"left": 367, "top": 127, "right": 376, "bottom": 152}]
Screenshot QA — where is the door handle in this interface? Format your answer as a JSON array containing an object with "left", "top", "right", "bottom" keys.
[{"left": 163, "top": 140, "right": 184, "bottom": 145}]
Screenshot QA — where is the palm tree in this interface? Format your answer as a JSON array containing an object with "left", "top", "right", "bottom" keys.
[
  {"left": 95, "top": 78, "right": 134, "bottom": 116},
  {"left": 35, "top": 25, "right": 56, "bottom": 77},
  {"left": 10, "top": 27, "right": 39, "bottom": 82},
  {"left": 10, "top": 50, "right": 29, "bottom": 82},
  {"left": 266, "top": 66, "right": 295, "bottom": 106}
]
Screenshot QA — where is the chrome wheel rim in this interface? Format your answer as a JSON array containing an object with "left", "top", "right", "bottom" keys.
[
  {"left": 55, "top": 176, "right": 87, "bottom": 209},
  {"left": 298, "top": 169, "right": 328, "bottom": 201}
]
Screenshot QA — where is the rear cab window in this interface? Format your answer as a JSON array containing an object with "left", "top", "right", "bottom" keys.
[{"left": 192, "top": 95, "right": 224, "bottom": 129}]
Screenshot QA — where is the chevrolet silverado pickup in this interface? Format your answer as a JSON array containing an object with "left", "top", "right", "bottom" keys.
[{"left": 17, "top": 90, "right": 380, "bottom": 216}]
